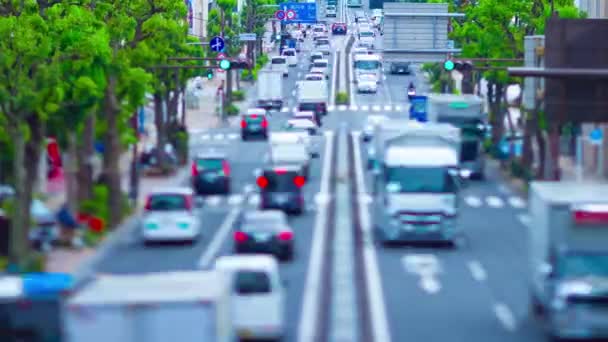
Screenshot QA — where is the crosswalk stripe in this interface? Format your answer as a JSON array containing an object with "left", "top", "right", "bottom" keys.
[
  {"left": 205, "top": 196, "right": 222, "bottom": 206},
  {"left": 328, "top": 105, "right": 335, "bottom": 111},
  {"left": 200, "top": 134, "right": 210, "bottom": 140},
  {"left": 227, "top": 194, "right": 244, "bottom": 205},
  {"left": 227, "top": 133, "right": 238, "bottom": 140},
  {"left": 384, "top": 105, "right": 392, "bottom": 111},
  {"left": 281, "top": 107, "right": 289, "bottom": 113},
  {"left": 248, "top": 194, "right": 261, "bottom": 206},
  {"left": 213, "top": 133, "right": 224, "bottom": 140},
  {"left": 372, "top": 105, "right": 381, "bottom": 112},
  {"left": 508, "top": 196, "right": 526, "bottom": 209},
  {"left": 350, "top": 105, "right": 359, "bottom": 111},
  {"left": 464, "top": 196, "right": 483, "bottom": 208},
  {"left": 361, "top": 105, "right": 369, "bottom": 111},
  {"left": 338, "top": 105, "right": 347, "bottom": 111},
  {"left": 486, "top": 196, "right": 504, "bottom": 208},
  {"left": 395, "top": 105, "right": 403, "bottom": 111}
]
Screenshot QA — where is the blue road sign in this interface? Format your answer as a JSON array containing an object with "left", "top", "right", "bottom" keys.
[
  {"left": 281, "top": 2, "right": 317, "bottom": 24},
  {"left": 590, "top": 128, "right": 603, "bottom": 145},
  {"left": 210, "top": 36, "right": 225, "bottom": 52}
]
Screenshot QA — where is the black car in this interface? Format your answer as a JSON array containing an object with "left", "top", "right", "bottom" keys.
[
  {"left": 191, "top": 152, "right": 231, "bottom": 195},
  {"left": 233, "top": 210, "right": 294, "bottom": 260},
  {"left": 390, "top": 62, "right": 411, "bottom": 75},
  {"left": 309, "top": 52, "right": 323, "bottom": 65},
  {"left": 241, "top": 110, "right": 269, "bottom": 140},
  {"left": 256, "top": 166, "right": 306, "bottom": 215}
]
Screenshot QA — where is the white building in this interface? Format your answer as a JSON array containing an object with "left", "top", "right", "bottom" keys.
[
  {"left": 576, "top": 0, "right": 608, "bottom": 18},
  {"left": 187, "top": 0, "right": 211, "bottom": 40}
]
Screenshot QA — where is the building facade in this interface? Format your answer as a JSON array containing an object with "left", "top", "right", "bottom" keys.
[{"left": 576, "top": 0, "right": 608, "bottom": 19}]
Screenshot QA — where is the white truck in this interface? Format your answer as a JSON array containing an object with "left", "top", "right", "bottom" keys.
[
  {"left": 427, "top": 94, "right": 486, "bottom": 179},
  {"left": 297, "top": 80, "right": 328, "bottom": 122},
  {"left": 528, "top": 182, "right": 608, "bottom": 340},
  {"left": 257, "top": 69, "right": 284, "bottom": 111},
  {"left": 63, "top": 271, "right": 234, "bottom": 342},
  {"left": 369, "top": 119, "right": 469, "bottom": 245}
]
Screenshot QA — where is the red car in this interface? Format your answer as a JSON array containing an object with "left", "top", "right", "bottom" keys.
[{"left": 331, "top": 23, "right": 347, "bottom": 35}]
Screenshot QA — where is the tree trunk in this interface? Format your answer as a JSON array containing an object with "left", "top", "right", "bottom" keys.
[
  {"left": 181, "top": 85, "right": 187, "bottom": 126},
  {"left": 534, "top": 110, "right": 546, "bottom": 179},
  {"left": 226, "top": 69, "right": 233, "bottom": 108},
  {"left": 489, "top": 82, "right": 505, "bottom": 146},
  {"left": 102, "top": 75, "right": 123, "bottom": 229},
  {"left": 154, "top": 92, "right": 168, "bottom": 170},
  {"left": 548, "top": 122, "right": 561, "bottom": 180},
  {"left": 77, "top": 113, "right": 95, "bottom": 202},
  {"left": 9, "top": 132, "right": 29, "bottom": 267},
  {"left": 65, "top": 132, "right": 78, "bottom": 214}
]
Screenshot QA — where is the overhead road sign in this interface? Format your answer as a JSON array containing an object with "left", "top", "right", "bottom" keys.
[
  {"left": 280, "top": 3, "right": 317, "bottom": 24},
  {"left": 239, "top": 33, "right": 257, "bottom": 41},
  {"left": 210, "top": 36, "right": 225, "bottom": 52},
  {"left": 275, "top": 10, "right": 286, "bottom": 20}
]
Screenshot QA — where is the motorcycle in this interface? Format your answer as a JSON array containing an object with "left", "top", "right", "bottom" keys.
[{"left": 407, "top": 87, "right": 416, "bottom": 100}]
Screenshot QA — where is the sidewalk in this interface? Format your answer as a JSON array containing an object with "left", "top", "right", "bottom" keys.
[{"left": 45, "top": 77, "right": 231, "bottom": 273}]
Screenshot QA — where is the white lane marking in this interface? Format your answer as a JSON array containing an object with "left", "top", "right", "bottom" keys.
[
  {"left": 247, "top": 194, "right": 260, "bottom": 206},
  {"left": 384, "top": 105, "right": 392, "bottom": 111},
  {"left": 227, "top": 133, "right": 238, "bottom": 140},
  {"left": 402, "top": 254, "right": 442, "bottom": 294},
  {"left": 361, "top": 105, "right": 369, "bottom": 111},
  {"left": 395, "top": 105, "right": 403, "bottom": 111},
  {"left": 508, "top": 196, "right": 526, "bottom": 209},
  {"left": 213, "top": 133, "right": 224, "bottom": 140},
  {"left": 330, "top": 48, "right": 338, "bottom": 106},
  {"left": 372, "top": 105, "right": 381, "bottom": 112},
  {"left": 189, "top": 128, "right": 206, "bottom": 135},
  {"left": 243, "top": 184, "right": 254, "bottom": 193},
  {"left": 205, "top": 195, "right": 222, "bottom": 206},
  {"left": 467, "top": 260, "right": 487, "bottom": 282},
  {"left": 494, "top": 303, "right": 517, "bottom": 332},
  {"left": 197, "top": 205, "right": 242, "bottom": 268},
  {"left": 292, "top": 90, "right": 296, "bottom": 96},
  {"left": 338, "top": 105, "right": 348, "bottom": 111},
  {"left": 298, "top": 131, "right": 335, "bottom": 342},
  {"left": 497, "top": 184, "right": 511, "bottom": 194},
  {"left": 359, "top": 194, "right": 372, "bottom": 205},
  {"left": 314, "top": 193, "right": 331, "bottom": 205},
  {"left": 517, "top": 213, "right": 531, "bottom": 228},
  {"left": 227, "top": 194, "right": 243, "bottom": 205},
  {"left": 200, "top": 134, "right": 210, "bottom": 140},
  {"left": 350, "top": 105, "right": 358, "bottom": 111},
  {"left": 464, "top": 195, "right": 483, "bottom": 208},
  {"left": 351, "top": 132, "right": 392, "bottom": 342},
  {"left": 486, "top": 196, "right": 505, "bottom": 208},
  {"left": 281, "top": 107, "right": 289, "bottom": 113},
  {"left": 348, "top": 48, "right": 357, "bottom": 107},
  {"left": 328, "top": 105, "right": 335, "bottom": 111}
]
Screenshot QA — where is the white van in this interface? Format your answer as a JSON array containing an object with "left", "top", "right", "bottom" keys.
[
  {"left": 214, "top": 255, "right": 285, "bottom": 341},
  {"left": 281, "top": 48, "right": 298, "bottom": 67},
  {"left": 270, "top": 56, "right": 288, "bottom": 77}
]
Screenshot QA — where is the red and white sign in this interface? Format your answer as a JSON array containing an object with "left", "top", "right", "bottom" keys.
[
  {"left": 217, "top": 52, "right": 226, "bottom": 59},
  {"left": 275, "top": 10, "right": 286, "bottom": 20},
  {"left": 286, "top": 10, "right": 297, "bottom": 20},
  {"left": 572, "top": 204, "right": 608, "bottom": 225}
]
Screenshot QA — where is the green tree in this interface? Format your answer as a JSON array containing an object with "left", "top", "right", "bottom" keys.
[{"left": 0, "top": 3, "right": 61, "bottom": 266}]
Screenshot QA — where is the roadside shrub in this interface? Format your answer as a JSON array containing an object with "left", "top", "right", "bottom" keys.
[
  {"left": 335, "top": 92, "right": 349, "bottom": 105},
  {"left": 242, "top": 69, "right": 253, "bottom": 81},
  {"left": 231, "top": 90, "right": 245, "bottom": 101},
  {"left": 172, "top": 131, "right": 189, "bottom": 165},
  {"left": 257, "top": 54, "right": 269, "bottom": 67},
  {"left": 226, "top": 104, "right": 240, "bottom": 116},
  {"left": 510, "top": 159, "right": 533, "bottom": 182}
]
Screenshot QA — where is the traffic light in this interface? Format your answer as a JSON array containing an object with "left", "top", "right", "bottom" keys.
[
  {"left": 219, "top": 59, "right": 231, "bottom": 70},
  {"left": 444, "top": 60, "right": 455, "bottom": 71},
  {"left": 444, "top": 59, "right": 473, "bottom": 71},
  {"left": 206, "top": 69, "right": 214, "bottom": 80}
]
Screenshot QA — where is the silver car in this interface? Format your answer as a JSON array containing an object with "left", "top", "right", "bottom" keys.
[{"left": 357, "top": 73, "right": 378, "bottom": 93}]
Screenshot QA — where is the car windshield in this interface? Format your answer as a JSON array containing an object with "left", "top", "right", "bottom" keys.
[
  {"left": 355, "top": 60, "right": 381, "bottom": 70},
  {"left": 262, "top": 171, "right": 301, "bottom": 191},
  {"left": 242, "top": 215, "right": 285, "bottom": 232},
  {"left": 234, "top": 271, "right": 271, "bottom": 294},
  {"left": 360, "top": 31, "right": 374, "bottom": 37},
  {"left": 195, "top": 158, "right": 223, "bottom": 170},
  {"left": 272, "top": 58, "right": 286, "bottom": 64},
  {"left": 314, "top": 27, "right": 324, "bottom": 32},
  {"left": 283, "top": 50, "right": 295, "bottom": 56},
  {"left": 306, "top": 75, "right": 322, "bottom": 80},
  {"left": 557, "top": 253, "right": 608, "bottom": 278},
  {"left": 384, "top": 167, "right": 456, "bottom": 193},
  {"left": 327, "top": 5, "right": 335, "bottom": 9},
  {"left": 313, "top": 61, "right": 328, "bottom": 68},
  {"left": 359, "top": 74, "right": 376, "bottom": 82},
  {"left": 317, "top": 40, "right": 329, "bottom": 46},
  {"left": 461, "top": 140, "right": 479, "bottom": 162},
  {"left": 147, "top": 194, "right": 188, "bottom": 211}
]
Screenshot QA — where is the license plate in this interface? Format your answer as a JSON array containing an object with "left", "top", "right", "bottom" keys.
[
  {"left": 238, "top": 329, "right": 252, "bottom": 338},
  {"left": 275, "top": 195, "right": 288, "bottom": 203},
  {"left": 254, "top": 233, "right": 272, "bottom": 241},
  {"left": 249, "top": 125, "right": 260, "bottom": 131},
  {"left": 399, "top": 69, "right": 404, "bottom": 72},
  {"left": 203, "top": 173, "right": 217, "bottom": 181}
]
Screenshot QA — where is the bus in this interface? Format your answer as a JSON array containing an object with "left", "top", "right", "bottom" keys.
[
  {"left": 347, "top": 0, "right": 362, "bottom": 8},
  {"left": 353, "top": 54, "right": 382, "bottom": 82}
]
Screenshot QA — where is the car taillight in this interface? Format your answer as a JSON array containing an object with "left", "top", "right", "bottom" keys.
[
  {"left": 234, "top": 231, "right": 248, "bottom": 242},
  {"left": 144, "top": 197, "right": 151, "bottom": 210},
  {"left": 278, "top": 231, "right": 293, "bottom": 241},
  {"left": 191, "top": 162, "right": 199, "bottom": 177},
  {"left": 184, "top": 195, "right": 193, "bottom": 211},
  {"left": 294, "top": 175, "right": 305, "bottom": 187},
  {"left": 261, "top": 118, "right": 268, "bottom": 128},
  {"left": 256, "top": 176, "right": 269, "bottom": 188},
  {"left": 250, "top": 114, "right": 257, "bottom": 119},
  {"left": 222, "top": 160, "right": 231, "bottom": 176},
  {"left": 241, "top": 119, "right": 247, "bottom": 128}
]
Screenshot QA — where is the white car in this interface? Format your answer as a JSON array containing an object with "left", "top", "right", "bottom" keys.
[
  {"left": 315, "top": 38, "right": 331, "bottom": 55},
  {"left": 292, "top": 110, "right": 320, "bottom": 128},
  {"left": 357, "top": 73, "right": 378, "bottom": 93},
  {"left": 326, "top": 4, "right": 337, "bottom": 17},
  {"left": 358, "top": 23, "right": 372, "bottom": 34},
  {"left": 358, "top": 30, "right": 375, "bottom": 49},
  {"left": 214, "top": 255, "right": 285, "bottom": 341},
  {"left": 270, "top": 56, "right": 288, "bottom": 77},
  {"left": 352, "top": 47, "right": 369, "bottom": 60},
  {"left": 141, "top": 187, "right": 199, "bottom": 243},
  {"left": 312, "top": 25, "right": 326, "bottom": 39},
  {"left": 310, "top": 59, "right": 329, "bottom": 79},
  {"left": 281, "top": 48, "right": 298, "bottom": 66}
]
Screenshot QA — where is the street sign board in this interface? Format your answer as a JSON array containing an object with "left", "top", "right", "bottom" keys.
[
  {"left": 286, "top": 9, "right": 297, "bottom": 20},
  {"left": 589, "top": 128, "right": 603, "bottom": 145},
  {"left": 210, "top": 36, "right": 225, "bottom": 52},
  {"left": 239, "top": 33, "right": 257, "bottom": 41},
  {"left": 281, "top": 2, "right": 317, "bottom": 24},
  {"left": 275, "top": 10, "right": 286, "bottom": 20}
]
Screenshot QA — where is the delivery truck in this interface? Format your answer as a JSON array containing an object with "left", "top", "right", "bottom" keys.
[
  {"left": 369, "top": 119, "right": 469, "bottom": 245},
  {"left": 257, "top": 69, "right": 284, "bottom": 111},
  {"left": 63, "top": 271, "right": 233, "bottom": 342},
  {"left": 297, "top": 80, "right": 328, "bottom": 123},
  {"left": 528, "top": 182, "right": 608, "bottom": 340},
  {"left": 427, "top": 94, "right": 486, "bottom": 179}
]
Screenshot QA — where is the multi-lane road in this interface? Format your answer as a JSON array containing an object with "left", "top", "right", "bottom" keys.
[{"left": 84, "top": 1, "right": 549, "bottom": 341}]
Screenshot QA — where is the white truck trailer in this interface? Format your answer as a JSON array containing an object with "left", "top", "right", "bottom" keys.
[
  {"left": 257, "top": 69, "right": 284, "bottom": 111},
  {"left": 370, "top": 120, "right": 469, "bottom": 245},
  {"left": 427, "top": 94, "right": 486, "bottom": 179},
  {"left": 297, "top": 80, "right": 328, "bottom": 120},
  {"left": 528, "top": 182, "right": 608, "bottom": 340},
  {"left": 63, "top": 271, "right": 234, "bottom": 342}
]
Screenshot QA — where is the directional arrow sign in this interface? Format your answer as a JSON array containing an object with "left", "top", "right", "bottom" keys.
[
  {"left": 209, "top": 36, "right": 225, "bottom": 52},
  {"left": 590, "top": 128, "right": 603, "bottom": 145},
  {"left": 275, "top": 10, "right": 286, "bottom": 20}
]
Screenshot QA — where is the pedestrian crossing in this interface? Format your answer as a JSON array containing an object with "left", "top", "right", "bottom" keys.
[
  {"left": 196, "top": 193, "right": 324, "bottom": 209},
  {"left": 280, "top": 104, "right": 409, "bottom": 113}
]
